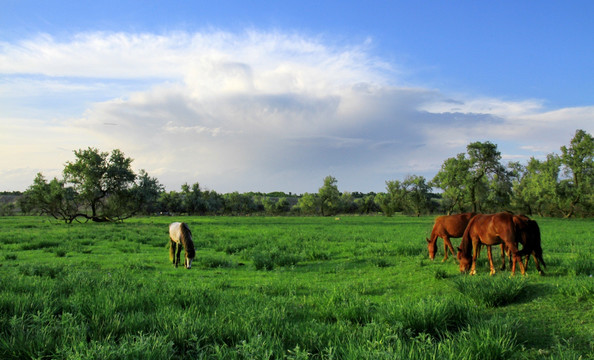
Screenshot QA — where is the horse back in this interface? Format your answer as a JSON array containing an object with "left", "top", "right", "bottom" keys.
[
  {"left": 169, "top": 222, "right": 183, "bottom": 244},
  {"left": 434, "top": 212, "right": 477, "bottom": 238}
]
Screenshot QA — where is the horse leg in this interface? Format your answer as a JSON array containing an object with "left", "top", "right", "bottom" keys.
[
  {"left": 175, "top": 243, "right": 182, "bottom": 268},
  {"left": 532, "top": 251, "right": 544, "bottom": 275},
  {"left": 499, "top": 244, "right": 506, "bottom": 271},
  {"left": 509, "top": 248, "right": 526, "bottom": 276},
  {"left": 443, "top": 236, "right": 454, "bottom": 262},
  {"left": 470, "top": 239, "right": 480, "bottom": 275},
  {"left": 487, "top": 246, "right": 496, "bottom": 275}
]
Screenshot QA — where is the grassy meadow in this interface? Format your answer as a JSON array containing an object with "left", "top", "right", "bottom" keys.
[{"left": 0, "top": 215, "right": 592, "bottom": 359}]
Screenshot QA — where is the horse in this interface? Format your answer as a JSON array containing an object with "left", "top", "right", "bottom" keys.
[
  {"left": 426, "top": 213, "right": 477, "bottom": 261},
  {"left": 169, "top": 222, "right": 196, "bottom": 269},
  {"left": 513, "top": 214, "right": 546, "bottom": 275},
  {"left": 457, "top": 212, "right": 526, "bottom": 276}
]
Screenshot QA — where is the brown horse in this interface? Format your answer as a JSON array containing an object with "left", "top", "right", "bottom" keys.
[
  {"left": 426, "top": 213, "right": 477, "bottom": 261},
  {"left": 513, "top": 215, "right": 546, "bottom": 275},
  {"left": 457, "top": 212, "right": 526, "bottom": 276},
  {"left": 169, "top": 222, "right": 196, "bottom": 269}
]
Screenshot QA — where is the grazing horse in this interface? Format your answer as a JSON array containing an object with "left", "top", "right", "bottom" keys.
[
  {"left": 457, "top": 212, "right": 526, "bottom": 276},
  {"left": 169, "top": 222, "right": 196, "bottom": 269},
  {"left": 513, "top": 215, "right": 546, "bottom": 275},
  {"left": 426, "top": 213, "right": 477, "bottom": 261}
]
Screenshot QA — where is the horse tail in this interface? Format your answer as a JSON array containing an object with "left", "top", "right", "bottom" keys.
[
  {"left": 169, "top": 238, "right": 176, "bottom": 262},
  {"left": 180, "top": 223, "right": 196, "bottom": 259},
  {"left": 530, "top": 220, "right": 546, "bottom": 268}
]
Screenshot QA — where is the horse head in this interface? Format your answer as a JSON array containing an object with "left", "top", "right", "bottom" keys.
[
  {"left": 184, "top": 255, "right": 194, "bottom": 269},
  {"left": 457, "top": 247, "right": 471, "bottom": 273},
  {"left": 426, "top": 238, "right": 436, "bottom": 260}
]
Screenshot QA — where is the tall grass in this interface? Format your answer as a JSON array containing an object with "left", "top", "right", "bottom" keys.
[
  {"left": 0, "top": 215, "right": 592, "bottom": 359},
  {"left": 453, "top": 275, "right": 528, "bottom": 307}
]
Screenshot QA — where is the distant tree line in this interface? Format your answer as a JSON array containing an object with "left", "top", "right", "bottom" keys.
[{"left": 5, "top": 129, "right": 592, "bottom": 221}]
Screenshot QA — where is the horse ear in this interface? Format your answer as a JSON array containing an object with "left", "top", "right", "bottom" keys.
[{"left": 426, "top": 238, "right": 431, "bottom": 243}]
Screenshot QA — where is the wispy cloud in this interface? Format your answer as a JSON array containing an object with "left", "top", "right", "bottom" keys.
[{"left": 1, "top": 30, "right": 592, "bottom": 192}]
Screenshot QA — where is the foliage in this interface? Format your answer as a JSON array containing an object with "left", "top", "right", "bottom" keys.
[
  {"left": 13, "top": 128, "right": 594, "bottom": 218},
  {"left": 431, "top": 153, "right": 472, "bottom": 214},
  {"left": 318, "top": 175, "right": 341, "bottom": 216},
  {"left": 22, "top": 148, "right": 162, "bottom": 222}
]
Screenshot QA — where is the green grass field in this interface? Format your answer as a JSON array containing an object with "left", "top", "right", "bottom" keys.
[{"left": 0, "top": 215, "right": 592, "bottom": 359}]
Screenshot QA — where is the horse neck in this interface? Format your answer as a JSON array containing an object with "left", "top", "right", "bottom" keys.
[
  {"left": 459, "top": 228, "right": 473, "bottom": 257},
  {"left": 180, "top": 227, "right": 195, "bottom": 258}
]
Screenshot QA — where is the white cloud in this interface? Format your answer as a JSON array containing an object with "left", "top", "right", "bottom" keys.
[{"left": 1, "top": 30, "right": 593, "bottom": 193}]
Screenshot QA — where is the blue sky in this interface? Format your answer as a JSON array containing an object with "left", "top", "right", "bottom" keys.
[{"left": 1, "top": 1, "right": 593, "bottom": 193}]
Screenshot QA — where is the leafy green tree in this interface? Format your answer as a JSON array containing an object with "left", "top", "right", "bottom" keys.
[
  {"left": 263, "top": 197, "right": 291, "bottom": 215},
  {"left": 202, "top": 190, "right": 224, "bottom": 214},
  {"left": 181, "top": 182, "right": 209, "bottom": 214},
  {"left": 158, "top": 191, "right": 183, "bottom": 214},
  {"left": 318, "top": 176, "right": 340, "bottom": 216},
  {"left": 296, "top": 193, "right": 319, "bottom": 215},
  {"left": 513, "top": 155, "right": 561, "bottom": 216},
  {"left": 63, "top": 148, "right": 136, "bottom": 221},
  {"left": 431, "top": 153, "right": 472, "bottom": 214},
  {"left": 466, "top": 141, "right": 507, "bottom": 213},
  {"left": 373, "top": 192, "right": 394, "bottom": 216},
  {"left": 223, "top": 192, "right": 257, "bottom": 215},
  {"left": 355, "top": 194, "right": 379, "bottom": 214},
  {"left": 559, "top": 129, "right": 594, "bottom": 217},
  {"left": 24, "top": 148, "right": 160, "bottom": 222},
  {"left": 339, "top": 192, "right": 358, "bottom": 214},
  {"left": 22, "top": 173, "right": 80, "bottom": 223},
  {"left": 130, "top": 170, "right": 163, "bottom": 215},
  {"left": 401, "top": 175, "right": 433, "bottom": 216}
]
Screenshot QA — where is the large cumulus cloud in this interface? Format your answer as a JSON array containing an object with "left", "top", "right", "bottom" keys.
[{"left": 1, "top": 30, "right": 592, "bottom": 192}]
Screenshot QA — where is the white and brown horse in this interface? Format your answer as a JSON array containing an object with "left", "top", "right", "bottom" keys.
[{"left": 169, "top": 222, "right": 196, "bottom": 269}]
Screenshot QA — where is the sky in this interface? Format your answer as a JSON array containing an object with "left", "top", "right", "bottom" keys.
[{"left": 1, "top": 1, "right": 593, "bottom": 194}]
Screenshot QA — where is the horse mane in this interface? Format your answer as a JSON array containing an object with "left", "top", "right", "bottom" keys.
[
  {"left": 458, "top": 214, "right": 478, "bottom": 257},
  {"left": 179, "top": 222, "right": 196, "bottom": 259}
]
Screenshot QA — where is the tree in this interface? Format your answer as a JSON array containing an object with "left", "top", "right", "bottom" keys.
[
  {"left": 158, "top": 191, "right": 183, "bottom": 214},
  {"left": 466, "top": 141, "right": 507, "bottom": 213},
  {"left": 318, "top": 176, "right": 340, "bottom": 216},
  {"left": 355, "top": 194, "right": 379, "bottom": 214},
  {"left": 181, "top": 182, "right": 209, "bottom": 214},
  {"left": 296, "top": 193, "right": 319, "bottom": 215},
  {"left": 131, "top": 170, "right": 164, "bottom": 215},
  {"left": 559, "top": 129, "right": 594, "bottom": 217},
  {"left": 513, "top": 155, "right": 561, "bottom": 216},
  {"left": 401, "top": 175, "right": 433, "bottom": 216},
  {"left": 22, "top": 173, "right": 80, "bottom": 223},
  {"left": 222, "top": 192, "right": 257, "bottom": 215},
  {"left": 63, "top": 148, "right": 136, "bottom": 221},
  {"left": 431, "top": 153, "right": 472, "bottom": 214},
  {"left": 24, "top": 148, "right": 160, "bottom": 222}
]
